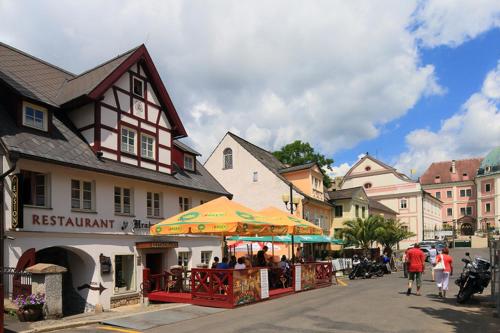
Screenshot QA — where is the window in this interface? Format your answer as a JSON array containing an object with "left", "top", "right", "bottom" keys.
[
  {"left": 401, "top": 225, "right": 409, "bottom": 232},
  {"left": 334, "top": 205, "right": 343, "bottom": 217},
  {"left": 467, "top": 206, "right": 472, "bottom": 215},
  {"left": 223, "top": 148, "right": 233, "bottom": 169},
  {"left": 485, "top": 183, "right": 491, "bottom": 192},
  {"left": 447, "top": 190, "right": 452, "bottom": 198},
  {"left": 132, "top": 77, "right": 144, "bottom": 97},
  {"left": 184, "top": 155, "right": 194, "bottom": 171},
  {"left": 201, "top": 251, "right": 212, "bottom": 265},
  {"left": 71, "top": 180, "right": 93, "bottom": 211},
  {"left": 466, "top": 189, "right": 472, "bottom": 197},
  {"left": 22, "top": 102, "right": 47, "bottom": 131},
  {"left": 141, "top": 134, "right": 154, "bottom": 159},
  {"left": 252, "top": 171, "right": 258, "bottom": 182},
  {"left": 178, "top": 252, "right": 190, "bottom": 267},
  {"left": 362, "top": 206, "right": 366, "bottom": 218},
  {"left": 365, "top": 166, "right": 371, "bottom": 171},
  {"left": 21, "top": 170, "right": 49, "bottom": 207},
  {"left": 435, "top": 176, "right": 440, "bottom": 180},
  {"left": 121, "top": 128, "right": 136, "bottom": 154},
  {"left": 460, "top": 189, "right": 465, "bottom": 197},
  {"left": 485, "top": 203, "right": 491, "bottom": 213},
  {"left": 447, "top": 208, "right": 453, "bottom": 216},
  {"left": 364, "top": 183, "right": 372, "bottom": 189},
  {"left": 114, "top": 255, "right": 135, "bottom": 293},
  {"left": 179, "top": 197, "right": 191, "bottom": 212},
  {"left": 115, "top": 187, "right": 133, "bottom": 214},
  {"left": 147, "top": 192, "right": 161, "bottom": 217},
  {"left": 400, "top": 199, "right": 407, "bottom": 209},
  {"left": 355, "top": 205, "right": 360, "bottom": 217},
  {"left": 460, "top": 207, "right": 473, "bottom": 216},
  {"left": 435, "top": 191, "right": 441, "bottom": 199}
]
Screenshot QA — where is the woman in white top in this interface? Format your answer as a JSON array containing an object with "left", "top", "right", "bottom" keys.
[
  {"left": 429, "top": 245, "right": 438, "bottom": 281},
  {"left": 234, "top": 257, "right": 246, "bottom": 269}
]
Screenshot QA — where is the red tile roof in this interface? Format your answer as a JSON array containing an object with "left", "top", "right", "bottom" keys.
[{"left": 420, "top": 158, "right": 483, "bottom": 185}]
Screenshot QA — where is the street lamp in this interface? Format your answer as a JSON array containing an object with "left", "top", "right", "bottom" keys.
[{"left": 282, "top": 183, "right": 299, "bottom": 263}]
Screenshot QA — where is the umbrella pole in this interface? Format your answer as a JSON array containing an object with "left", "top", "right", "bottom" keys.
[{"left": 291, "top": 235, "right": 295, "bottom": 263}]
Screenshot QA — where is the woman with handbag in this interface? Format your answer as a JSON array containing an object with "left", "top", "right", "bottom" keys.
[{"left": 434, "top": 247, "right": 453, "bottom": 298}]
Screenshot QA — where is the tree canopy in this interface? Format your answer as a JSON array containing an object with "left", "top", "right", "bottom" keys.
[{"left": 273, "top": 140, "right": 334, "bottom": 187}]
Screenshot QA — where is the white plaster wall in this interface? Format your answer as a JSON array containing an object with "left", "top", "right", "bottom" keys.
[
  {"left": 140, "top": 122, "right": 156, "bottom": 133},
  {"left": 159, "top": 148, "right": 171, "bottom": 165},
  {"left": 147, "top": 82, "right": 160, "bottom": 106},
  {"left": 158, "top": 129, "right": 171, "bottom": 147},
  {"left": 101, "top": 106, "right": 117, "bottom": 129},
  {"left": 121, "top": 114, "right": 138, "bottom": 127},
  {"left": 117, "top": 91, "right": 130, "bottom": 113},
  {"left": 147, "top": 105, "right": 159, "bottom": 124},
  {"left": 81, "top": 129, "right": 94, "bottom": 147},
  {"left": 115, "top": 72, "right": 130, "bottom": 91},
  {"left": 101, "top": 128, "right": 117, "bottom": 150},
  {"left": 205, "top": 134, "right": 302, "bottom": 211},
  {"left": 102, "top": 90, "right": 116, "bottom": 108},
  {"left": 158, "top": 113, "right": 170, "bottom": 129}
]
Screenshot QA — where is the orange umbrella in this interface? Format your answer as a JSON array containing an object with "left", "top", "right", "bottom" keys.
[
  {"left": 259, "top": 206, "right": 323, "bottom": 235},
  {"left": 150, "top": 197, "right": 289, "bottom": 236}
]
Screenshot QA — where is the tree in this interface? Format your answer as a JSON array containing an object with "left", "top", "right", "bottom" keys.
[
  {"left": 273, "top": 140, "right": 334, "bottom": 187},
  {"left": 375, "top": 219, "right": 415, "bottom": 255},
  {"left": 338, "top": 215, "right": 385, "bottom": 255}
]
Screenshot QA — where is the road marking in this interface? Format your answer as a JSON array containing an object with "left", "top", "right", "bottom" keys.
[
  {"left": 97, "top": 326, "right": 142, "bottom": 333},
  {"left": 337, "top": 279, "right": 348, "bottom": 286}
]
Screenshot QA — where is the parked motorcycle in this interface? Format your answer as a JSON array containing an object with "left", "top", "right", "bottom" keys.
[
  {"left": 455, "top": 252, "right": 491, "bottom": 303},
  {"left": 349, "top": 256, "right": 372, "bottom": 279}
]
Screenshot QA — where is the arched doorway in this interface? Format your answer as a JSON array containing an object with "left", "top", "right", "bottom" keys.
[
  {"left": 35, "top": 246, "right": 95, "bottom": 316},
  {"left": 460, "top": 223, "right": 474, "bottom": 236}
]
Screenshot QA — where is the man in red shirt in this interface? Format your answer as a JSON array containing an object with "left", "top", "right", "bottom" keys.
[{"left": 405, "top": 243, "right": 426, "bottom": 296}]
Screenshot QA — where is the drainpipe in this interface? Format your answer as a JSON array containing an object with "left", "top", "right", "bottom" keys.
[{"left": 421, "top": 191, "right": 425, "bottom": 241}]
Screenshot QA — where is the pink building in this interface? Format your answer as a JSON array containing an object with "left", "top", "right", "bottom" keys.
[{"left": 420, "top": 158, "right": 482, "bottom": 235}]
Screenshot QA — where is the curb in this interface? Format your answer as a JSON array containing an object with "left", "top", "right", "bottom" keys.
[{"left": 18, "top": 303, "right": 191, "bottom": 333}]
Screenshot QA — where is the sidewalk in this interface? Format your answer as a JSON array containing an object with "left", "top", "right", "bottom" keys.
[{"left": 4, "top": 302, "right": 190, "bottom": 333}]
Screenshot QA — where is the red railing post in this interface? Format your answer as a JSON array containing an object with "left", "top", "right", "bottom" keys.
[{"left": 142, "top": 268, "right": 151, "bottom": 296}]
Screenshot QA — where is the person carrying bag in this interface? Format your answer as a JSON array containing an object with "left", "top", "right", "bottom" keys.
[{"left": 434, "top": 248, "right": 453, "bottom": 298}]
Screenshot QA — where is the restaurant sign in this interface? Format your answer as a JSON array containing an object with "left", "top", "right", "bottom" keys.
[
  {"left": 11, "top": 174, "right": 23, "bottom": 229},
  {"left": 135, "top": 241, "right": 179, "bottom": 249}
]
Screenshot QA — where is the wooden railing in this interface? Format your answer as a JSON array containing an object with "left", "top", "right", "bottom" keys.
[
  {"left": 314, "top": 262, "right": 333, "bottom": 285},
  {"left": 141, "top": 268, "right": 185, "bottom": 296},
  {"left": 191, "top": 268, "right": 233, "bottom": 305}
]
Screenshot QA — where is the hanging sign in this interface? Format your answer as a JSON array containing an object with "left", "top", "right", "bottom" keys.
[
  {"left": 294, "top": 264, "right": 302, "bottom": 291},
  {"left": 260, "top": 269, "right": 269, "bottom": 299},
  {"left": 11, "top": 174, "right": 23, "bottom": 229}
]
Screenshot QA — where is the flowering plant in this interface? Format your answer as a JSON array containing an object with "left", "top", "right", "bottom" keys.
[{"left": 14, "top": 293, "right": 46, "bottom": 308}]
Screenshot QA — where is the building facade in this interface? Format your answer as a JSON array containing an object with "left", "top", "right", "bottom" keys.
[
  {"left": 420, "top": 158, "right": 482, "bottom": 235},
  {"left": 476, "top": 147, "right": 500, "bottom": 231},
  {"left": 341, "top": 154, "right": 442, "bottom": 245},
  {"left": 0, "top": 43, "right": 230, "bottom": 313}
]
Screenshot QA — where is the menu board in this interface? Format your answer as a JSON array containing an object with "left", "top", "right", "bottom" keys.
[
  {"left": 233, "top": 268, "right": 262, "bottom": 306},
  {"left": 260, "top": 269, "right": 269, "bottom": 299},
  {"left": 301, "top": 263, "right": 316, "bottom": 290},
  {"left": 294, "top": 265, "right": 302, "bottom": 291}
]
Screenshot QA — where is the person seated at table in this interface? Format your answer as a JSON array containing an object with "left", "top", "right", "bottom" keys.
[
  {"left": 216, "top": 257, "right": 230, "bottom": 269},
  {"left": 234, "top": 257, "right": 246, "bottom": 269},
  {"left": 256, "top": 246, "right": 269, "bottom": 267},
  {"left": 229, "top": 255, "right": 237, "bottom": 268},
  {"left": 279, "top": 255, "right": 290, "bottom": 271},
  {"left": 211, "top": 256, "right": 219, "bottom": 269}
]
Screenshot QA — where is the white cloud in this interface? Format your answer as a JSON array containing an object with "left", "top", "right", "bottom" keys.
[
  {"left": 413, "top": 0, "right": 500, "bottom": 47},
  {"left": 395, "top": 61, "right": 500, "bottom": 175},
  {"left": 327, "top": 163, "right": 353, "bottom": 178}
]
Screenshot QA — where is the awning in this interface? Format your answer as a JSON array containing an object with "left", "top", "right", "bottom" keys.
[{"left": 227, "top": 235, "right": 344, "bottom": 244}]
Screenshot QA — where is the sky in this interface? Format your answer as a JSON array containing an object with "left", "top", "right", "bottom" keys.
[{"left": 1, "top": 0, "right": 500, "bottom": 178}]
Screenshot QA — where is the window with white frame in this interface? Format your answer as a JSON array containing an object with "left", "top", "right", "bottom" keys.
[
  {"left": 141, "top": 134, "right": 154, "bottom": 159},
  {"left": 147, "top": 192, "right": 161, "bottom": 217},
  {"left": 22, "top": 102, "right": 48, "bottom": 131},
  {"left": 71, "top": 179, "right": 94, "bottom": 211},
  {"left": 184, "top": 154, "right": 194, "bottom": 171},
  {"left": 179, "top": 197, "right": 191, "bottom": 212},
  {"left": 435, "top": 191, "right": 441, "bottom": 199},
  {"left": 20, "top": 170, "right": 50, "bottom": 207},
  {"left": 115, "top": 186, "right": 133, "bottom": 214},
  {"left": 223, "top": 148, "right": 233, "bottom": 169},
  {"left": 400, "top": 199, "right": 408, "bottom": 209},
  {"left": 178, "top": 251, "right": 190, "bottom": 267},
  {"left": 121, "top": 127, "right": 136, "bottom": 154},
  {"left": 114, "top": 254, "right": 135, "bottom": 293},
  {"left": 201, "top": 251, "right": 212, "bottom": 265},
  {"left": 132, "top": 77, "right": 144, "bottom": 97}
]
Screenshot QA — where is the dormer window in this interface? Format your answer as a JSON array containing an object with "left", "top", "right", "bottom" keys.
[
  {"left": 184, "top": 154, "right": 194, "bottom": 171},
  {"left": 22, "top": 102, "right": 48, "bottom": 131},
  {"left": 133, "top": 77, "right": 144, "bottom": 97}
]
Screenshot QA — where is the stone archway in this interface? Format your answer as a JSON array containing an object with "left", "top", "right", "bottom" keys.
[
  {"left": 460, "top": 223, "right": 474, "bottom": 236},
  {"left": 35, "top": 246, "right": 95, "bottom": 316}
]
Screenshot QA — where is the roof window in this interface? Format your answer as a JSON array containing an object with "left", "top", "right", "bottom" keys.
[
  {"left": 22, "top": 101, "right": 48, "bottom": 131},
  {"left": 133, "top": 77, "right": 144, "bottom": 98}
]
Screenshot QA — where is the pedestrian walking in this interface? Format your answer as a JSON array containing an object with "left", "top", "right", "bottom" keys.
[
  {"left": 434, "top": 247, "right": 453, "bottom": 298},
  {"left": 405, "top": 243, "right": 425, "bottom": 296},
  {"left": 429, "top": 245, "right": 437, "bottom": 281}
]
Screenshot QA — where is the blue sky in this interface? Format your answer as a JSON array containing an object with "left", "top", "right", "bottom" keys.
[{"left": 335, "top": 28, "right": 500, "bottom": 173}]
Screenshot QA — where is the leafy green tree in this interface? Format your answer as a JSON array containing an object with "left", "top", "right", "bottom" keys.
[
  {"left": 375, "top": 219, "right": 415, "bottom": 255},
  {"left": 273, "top": 140, "right": 334, "bottom": 187},
  {"left": 338, "top": 215, "right": 385, "bottom": 255}
]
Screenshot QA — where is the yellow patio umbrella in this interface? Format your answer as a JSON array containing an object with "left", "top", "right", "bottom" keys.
[
  {"left": 150, "top": 196, "right": 289, "bottom": 236},
  {"left": 259, "top": 206, "right": 323, "bottom": 235}
]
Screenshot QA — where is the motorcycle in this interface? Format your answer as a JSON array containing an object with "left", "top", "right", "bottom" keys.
[
  {"left": 455, "top": 252, "right": 491, "bottom": 304},
  {"left": 349, "top": 256, "right": 373, "bottom": 279}
]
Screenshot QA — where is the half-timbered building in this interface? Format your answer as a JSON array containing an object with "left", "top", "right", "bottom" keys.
[{"left": 0, "top": 42, "right": 230, "bottom": 313}]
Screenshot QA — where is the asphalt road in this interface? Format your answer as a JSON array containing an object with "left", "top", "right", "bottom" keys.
[{"left": 56, "top": 248, "right": 498, "bottom": 333}]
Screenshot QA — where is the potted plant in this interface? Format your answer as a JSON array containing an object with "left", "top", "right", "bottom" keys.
[{"left": 14, "top": 293, "right": 45, "bottom": 322}]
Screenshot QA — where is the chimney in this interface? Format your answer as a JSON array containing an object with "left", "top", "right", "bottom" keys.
[{"left": 451, "top": 160, "right": 456, "bottom": 174}]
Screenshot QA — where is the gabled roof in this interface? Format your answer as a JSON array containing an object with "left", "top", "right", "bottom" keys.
[
  {"left": 279, "top": 162, "right": 319, "bottom": 174},
  {"left": 343, "top": 153, "right": 415, "bottom": 183},
  {"left": 0, "top": 103, "right": 229, "bottom": 197},
  {"left": 327, "top": 187, "right": 366, "bottom": 201},
  {"left": 368, "top": 198, "right": 398, "bottom": 215},
  {"left": 0, "top": 42, "right": 74, "bottom": 106},
  {"left": 420, "top": 158, "right": 482, "bottom": 185},
  {"left": 225, "top": 132, "right": 332, "bottom": 207},
  {"left": 478, "top": 147, "right": 500, "bottom": 176},
  {"left": 173, "top": 140, "right": 201, "bottom": 156}
]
